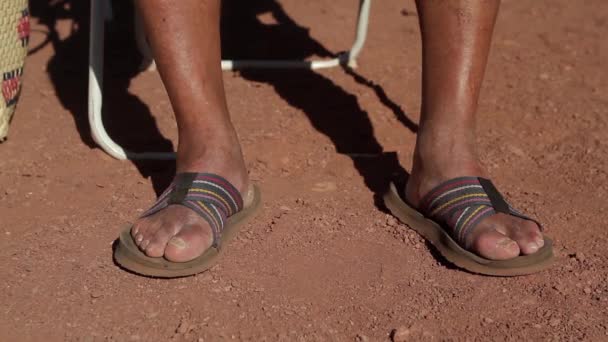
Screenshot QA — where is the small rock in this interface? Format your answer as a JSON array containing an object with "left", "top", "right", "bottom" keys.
[
  {"left": 279, "top": 205, "right": 292, "bottom": 211},
  {"left": 312, "top": 181, "right": 337, "bottom": 192},
  {"left": 533, "top": 324, "right": 542, "bottom": 329},
  {"left": 176, "top": 319, "right": 190, "bottom": 334},
  {"left": 483, "top": 317, "right": 494, "bottom": 324},
  {"left": 391, "top": 327, "right": 410, "bottom": 342},
  {"left": 146, "top": 311, "right": 160, "bottom": 319},
  {"left": 386, "top": 216, "right": 398, "bottom": 227},
  {"left": 507, "top": 145, "right": 526, "bottom": 157},
  {"left": 355, "top": 334, "right": 370, "bottom": 342},
  {"left": 90, "top": 291, "right": 103, "bottom": 299},
  {"left": 549, "top": 318, "right": 561, "bottom": 327},
  {"left": 584, "top": 287, "right": 592, "bottom": 294},
  {"left": 575, "top": 252, "right": 586, "bottom": 263}
]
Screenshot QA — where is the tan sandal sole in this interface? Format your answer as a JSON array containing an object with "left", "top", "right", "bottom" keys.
[
  {"left": 113, "top": 185, "right": 262, "bottom": 278},
  {"left": 384, "top": 182, "right": 554, "bottom": 276}
]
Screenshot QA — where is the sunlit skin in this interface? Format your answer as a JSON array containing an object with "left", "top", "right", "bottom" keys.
[{"left": 131, "top": 0, "right": 544, "bottom": 262}]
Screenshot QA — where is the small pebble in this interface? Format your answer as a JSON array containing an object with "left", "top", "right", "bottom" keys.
[
  {"left": 386, "top": 216, "right": 398, "bottom": 227},
  {"left": 391, "top": 327, "right": 411, "bottom": 342},
  {"left": 355, "top": 334, "right": 370, "bottom": 342},
  {"left": 311, "top": 181, "right": 337, "bottom": 192},
  {"left": 176, "top": 319, "right": 190, "bottom": 334},
  {"left": 90, "top": 291, "right": 103, "bottom": 299}
]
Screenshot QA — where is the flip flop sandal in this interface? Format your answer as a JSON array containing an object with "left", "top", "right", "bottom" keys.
[
  {"left": 114, "top": 173, "right": 261, "bottom": 278},
  {"left": 383, "top": 177, "right": 554, "bottom": 276}
]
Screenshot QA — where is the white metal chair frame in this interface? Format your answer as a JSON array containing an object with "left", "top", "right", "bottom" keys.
[{"left": 88, "top": 0, "right": 372, "bottom": 160}]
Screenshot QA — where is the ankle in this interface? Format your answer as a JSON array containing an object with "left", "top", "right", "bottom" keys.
[
  {"left": 175, "top": 125, "right": 247, "bottom": 183},
  {"left": 406, "top": 126, "right": 486, "bottom": 204},
  {"left": 414, "top": 128, "right": 479, "bottom": 169}
]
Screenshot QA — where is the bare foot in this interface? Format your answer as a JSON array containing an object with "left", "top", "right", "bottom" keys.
[
  {"left": 130, "top": 128, "right": 250, "bottom": 262},
  {"left": 405, "top": 128, "right": 544, "bottom": 260}
]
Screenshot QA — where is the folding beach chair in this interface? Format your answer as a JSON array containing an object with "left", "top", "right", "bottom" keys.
[{"left": 88, "top": 0, "right": 372, "bottom": 160}]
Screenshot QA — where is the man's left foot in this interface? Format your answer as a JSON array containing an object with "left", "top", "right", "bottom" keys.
[{"left": 405, "top": 127, "right": 544, "bottom": 260}]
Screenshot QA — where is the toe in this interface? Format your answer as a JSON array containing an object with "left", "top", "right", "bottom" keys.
[
  {"left": 144, "top": 222, "right": 182, "bottom": 258},
  {"left": 131, "top": 222, "right": 143, "bottom": 240},
  {"left": 505, "top": 218, "right": 544, "bottom": 255},
  {"left": 470, "top": 229, "right": 521, "bottom": 260},
  {"left": 131, "top": 220, "right": 152, "bottom": 248},
  {"left": 164, "top": 223, "right": 214, "bottom": 262}
]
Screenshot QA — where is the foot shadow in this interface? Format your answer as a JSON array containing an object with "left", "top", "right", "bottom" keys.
[
  {"left": 221, "top": 0, "right": 417, "bottom": 207},
  {"left": 29, "top": 0, "right": 174, "bottom": 195}
]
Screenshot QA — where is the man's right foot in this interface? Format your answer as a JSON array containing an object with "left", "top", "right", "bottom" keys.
[{"left": 130, "top": 128, "right": 250, "bottom": 262}]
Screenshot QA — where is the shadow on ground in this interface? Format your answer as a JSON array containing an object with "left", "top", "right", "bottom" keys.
[
  {"left": 29, "top": 0, "right": 175, "bottom": 195},
  {"left": 29, "top": 0, "right": 417, "bottom": 207}
]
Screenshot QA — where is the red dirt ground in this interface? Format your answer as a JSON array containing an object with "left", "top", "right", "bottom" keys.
[{"left": 1, "top": 0, "right": 607, "bottom": 341}]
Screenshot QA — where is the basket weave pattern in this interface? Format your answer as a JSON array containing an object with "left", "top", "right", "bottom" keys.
[{"left": 0, "top": 0, "right": 29, "bottom": 141}]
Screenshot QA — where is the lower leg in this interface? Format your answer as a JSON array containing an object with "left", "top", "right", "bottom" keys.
[
  {"left": 407, "top": 0, "right": 543, "bottom": 259},
  {"left": 130, "top": 0, "right": 249, "bottom": 261},
  {"left": 135, "top": 0, "right": 246, "bottom": 178}
]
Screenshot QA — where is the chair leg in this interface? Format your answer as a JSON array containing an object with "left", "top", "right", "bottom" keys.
[
  {"left": 345, "top": 0, "right": 372, "bottom": 68},
  {"left": 90, "top": 0, "right": 372, "bottom": 160},
  {"left": 89, "top": 0, "right": 175, "bottom": 160}
]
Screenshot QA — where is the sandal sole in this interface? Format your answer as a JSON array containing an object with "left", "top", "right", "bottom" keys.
[
  {"left": 113, "top": 185, "right": 262, "bottom": 278},
  {"left": 384, "top": 182, "right": 554, "bottom": 276}
]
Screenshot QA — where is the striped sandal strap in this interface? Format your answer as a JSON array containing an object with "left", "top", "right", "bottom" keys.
[
  {"left": 418, "top": 177, "right": 542, "bottom": 249},
  {"left": 141, "top": 173, "right": 244, "bottom": 248}
]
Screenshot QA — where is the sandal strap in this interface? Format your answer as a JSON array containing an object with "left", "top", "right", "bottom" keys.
[
  {"left": 141, "top": 173, "right": 243, "bottom": 247},
  {"left": 419, "top": 177, "right": 541, "bottom": 248}
]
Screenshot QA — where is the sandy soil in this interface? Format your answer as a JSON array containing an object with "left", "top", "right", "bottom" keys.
[{"left": 1, "top": 0, "right": 607, "bottom": 341}]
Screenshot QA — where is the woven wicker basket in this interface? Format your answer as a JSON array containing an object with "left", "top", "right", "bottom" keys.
[{"left": 0, "top": 0, "right": 29, "bottom": 141}]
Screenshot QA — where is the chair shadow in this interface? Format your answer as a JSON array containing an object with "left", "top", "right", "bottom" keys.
[
  {"left": 29, "top": 0, "right": 418, "bottom": 207},
  {"left": 221, "top": 0, "right": 416, "bottom": 207},
  {"left": 29, "top": 0, "right": 174, "bottom": 195}
]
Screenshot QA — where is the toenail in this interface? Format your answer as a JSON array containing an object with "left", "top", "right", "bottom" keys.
[
  {"left": 497, "top": 238, "right": 517, "bottom": 249},
  {"left": 527, "top": 242, "right": 539, "bottom": 252},
  {"left": 535, "top": 236, "right": 544, "bottom": 246},
  {"left": 169, "top": 237, "right": 186, "bottom": 249},
  {"left": 136, "top": 234, "right": 143, "bottom": 243},
  {"left": 141, "top": 240, "right": 149, "bottom": 249}
]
